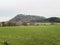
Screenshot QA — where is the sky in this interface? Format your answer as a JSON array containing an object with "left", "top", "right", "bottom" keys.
[{"left": 0, "top": 0, "right": 60, "bottom": 21}]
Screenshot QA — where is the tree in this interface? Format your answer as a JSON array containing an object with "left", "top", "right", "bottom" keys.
[
  {"left": 1, "top": 22, "right": 5, "bottom": 27},
  {"left": 48, "top": 17, "right": 60, "bottom": 25},
  {"left": 22, "top": 22, "right": 27, "bottom": 26},
  {"left": 6, "top": 22, "right": 16, "bottom": 26}
]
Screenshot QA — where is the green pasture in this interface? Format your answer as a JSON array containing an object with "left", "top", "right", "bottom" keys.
[{"left": 0, "top": 25, "right": 60, "bottom": 45}]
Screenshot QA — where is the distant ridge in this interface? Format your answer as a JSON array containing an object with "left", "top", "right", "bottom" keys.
[{"left": 9, "top": 14, "right": 46, "bottom": 22}]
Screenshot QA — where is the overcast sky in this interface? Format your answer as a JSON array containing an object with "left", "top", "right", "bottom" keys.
[{"left": 0, "top": 0, "right": 60, "bottom": 21}]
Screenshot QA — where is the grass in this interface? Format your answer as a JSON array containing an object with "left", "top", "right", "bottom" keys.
[{"left": 0, "top": 25, "right": 60, "bottom": 45}]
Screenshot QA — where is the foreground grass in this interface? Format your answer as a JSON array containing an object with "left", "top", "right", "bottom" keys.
[{"left": 0, "top": 25, "right": 60, "bottom": 45}]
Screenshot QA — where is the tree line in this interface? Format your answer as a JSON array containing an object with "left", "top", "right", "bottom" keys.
[{"left": 30, "top": 17, "right": 60, "bottom": 23}]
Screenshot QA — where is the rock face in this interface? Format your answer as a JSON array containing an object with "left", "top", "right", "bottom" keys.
[{"left": 9, "top": 14, "right": 46, "bottom": 22}]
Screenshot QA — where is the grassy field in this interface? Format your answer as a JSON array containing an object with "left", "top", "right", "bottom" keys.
[{"left": 0, "top": 25, "right": 60, "bottom": 45}]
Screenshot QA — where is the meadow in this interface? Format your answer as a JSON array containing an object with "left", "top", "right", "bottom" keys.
[{"left": 0, "top": 25, "right": 60, "bottom": 45}]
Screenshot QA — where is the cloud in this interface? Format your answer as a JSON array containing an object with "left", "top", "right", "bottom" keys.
[
  {"left": 0, "top": 16, "right": 12, "bottom": 22},
  {"left": 0, "top": 0, "right": 16, "bottom": 9},
  {"left": 16, "top": 0, "right": 60, "bottom": 17}
]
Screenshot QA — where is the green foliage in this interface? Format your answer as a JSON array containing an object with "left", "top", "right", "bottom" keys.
[
  {"left": 22, "top": 22, "right": 27, "bottom": 26},
  {"left": 1, "top": 22, "right": 5, "bottom": 27},
  {"left": 6, "top": 22, "right": 16, "bottom": 26},
  {"left": 47, "top": 17, "right": 60, "bottom": 22},
  {"left": 0, "top": 25, "right": 60, "bottom": 45},
  {"left": 30, "top": 17, "right": 60, "bottom": 23}
]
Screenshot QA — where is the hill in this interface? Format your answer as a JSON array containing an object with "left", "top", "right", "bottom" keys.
[{"left": 9, "top": 14, "right": 46, "bottom": 22}]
